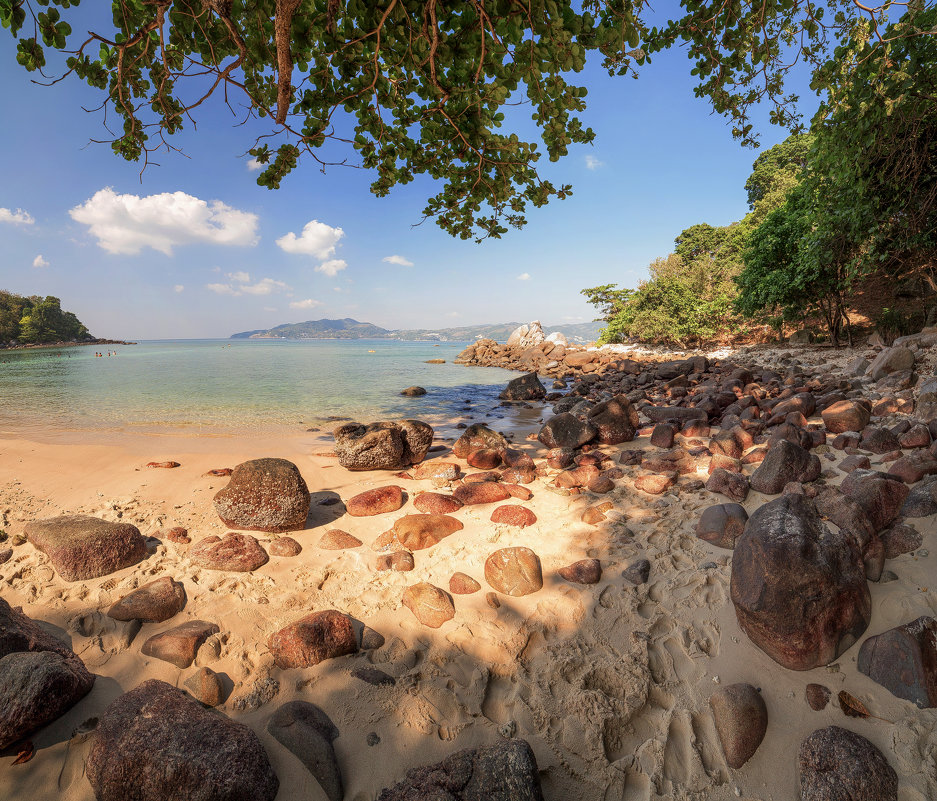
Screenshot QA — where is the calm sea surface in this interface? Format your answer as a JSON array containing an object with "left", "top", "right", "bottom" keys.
[{"left": 0, "top": 339, "right": 529, "bottom": 437}]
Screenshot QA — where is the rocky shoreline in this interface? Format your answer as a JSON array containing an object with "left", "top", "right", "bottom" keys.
[
  {"left": 2, "top": 327, "right": 937, "bottom": 800},
  {"left": 0, "top": 337, "right": 136, "bottom": 351}
]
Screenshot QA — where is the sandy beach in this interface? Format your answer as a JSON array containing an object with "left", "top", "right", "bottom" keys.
[{"left": 2, "top": 342, "right": 937, "bottom": 801}]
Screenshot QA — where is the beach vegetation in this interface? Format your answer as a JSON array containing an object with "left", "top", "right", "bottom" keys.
[{"left": 0, "top": 291, "right": 90, "bottom": 344}]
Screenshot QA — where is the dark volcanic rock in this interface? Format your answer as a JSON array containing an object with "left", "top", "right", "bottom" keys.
[
  {"left": 267, "top": 610, "right": 358, "bottom": 669},
  {"left": 623, "top": 558, "right": 651, "bottom": 585},
  {"left": 400, "top": 386, "right": 426, "bottom": 397},
  {"left": 213, "top": 458, "right": 310, "bottom": 532},
  {"left": 25, "top": 514, "right": 147, "bottom": 581},
  {"left": 334, "top": 420, "right": 434, "bottom": 470},
  {"left": 730, "top": 494, "right": 871, "bottom": 670},
  {"left": 840, "top": 469, "right": 909, "bottom": 532},
  {"left": 142, "top": 620, "right": 220, "bottom": 669},
  {"left": 860, "top": 426, "right": 901, "bottom": 455},
  {"left": 485, "top": 547, "right": 543, "bottom": 596},
  {"left": 86, "top": 679, "right": 278, "bottom": 801},
  {"left": 706, "top": 468, "right": 749, "bottom": 503},
  {"left": 901, "top": 477, "right": 937, "bottom": 517},
  {"left": 644, "top": 406, "right": 707, "bottom": 423},
  {"left": 499, "top": 372, "right": 546, "bottom": 401},
  {"left": 857, "top": 616, "right": 937, "bottom": 708},
  {"left": 107, "top": 576, "right": 186, "bottom": 623},
  {"left": 798, "top": 726, "right": 897, "bottom": 801},
  {"left": 346, "top": 485, "right": 405, "bottom": 517},
  {"left": 267, "top": 701, "right": 343, "bottom": 801},
  {"left": 537, "top": 412, "right": 597, "bottom": 449},
  {"left": 376, "top": 739, "right": 544, "bottom": 801},
  {"left": 709, "top": 683, "right": 768, "bottom": 769},
  {"left": 588, "top": 395, "right": 638, "bottom": 445},
  {"left": 881, "top": 524, "right": 922, "bottom": 559},
  {"left": 190, "top": 533, "right": 269, "bottom": 572},
  {"left": 750, "top": 439, "right": 820, "bottom": 495},
  {"left": 558, "top": 558, "right": 602, "bottom": 584},
  {"left": 696, "top": 503, "right": 749, "bottom": 549}
]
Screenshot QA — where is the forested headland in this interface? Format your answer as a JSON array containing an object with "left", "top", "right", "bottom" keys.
[{"left": 0, "top": 291, "right": 92, "bottom": 346}]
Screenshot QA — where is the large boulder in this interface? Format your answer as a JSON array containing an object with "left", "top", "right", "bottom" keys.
[
  {"left": 267, "top": 610, "right": 357, "bottom": 669},
  {"left": 798, "top": 726, "right": 897, "bottom": 801},
  {"left": 857, "top": 616, "right": 937, "bottom": 708},
  {"left": 346, "top": 486, "right": 405, "bottom": 517},
  {"left": 376, "top": 739, "right": 544, "bottom": 801},
  {"left": 696, "top": 503, "right": 748, "bottom": 549},
  {"left": 840, "top": 470, "right": 909, "bottom": 532},
  {"left": 86, "top": 679, "right": 279, "bottom": 801},
  {"left": 190, "top": 532, "right": 269, "bottom": 571},
  {"left": 749, "top": 439, "right": 820, "bottom": 495},
  {"left": 107, "top": 577, "right": 186, "bottom": 623},
  {"left": 821, "top": 400, "right": 871, "bottom": 434},
  {"left": 867, "top": 346, "right": 914, "bottom": 381},
  {"left": 453, "top": 424, "right": 508, "bottom": 458},
  {"left": 0, "top": 598, "right": 95, "bottom": 749},
  {"left": 334, "top": 420, "right": 433, "bottom": 470},
  {"left": 588, "top": 395, "right": 638, "bottom": 445},
  {"left": 499, "top": 372, "right": 546, "bottom": 401},
  {"left": 730, "top": 494, "right": 871, "bottom": 670},
  {"left": 537, "top": 412, "right": 597, "bottom": 449},
  {"left": 25, "top": 514, "right": 147, "bottom": 581},
  {"left": 506, "top": 321, "right": 545, "bottom": 350},
  {"left": 213, "top": 458, "right": 310, "bottom": 532},
  {"left": 141, "top": 620, "right": 220, "bottom": 669}
]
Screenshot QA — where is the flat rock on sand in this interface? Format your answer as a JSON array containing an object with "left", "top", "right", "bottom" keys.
[
  {"left": 485, "top": 547, "right": 543, "bottom": 597},
  {"left": 213, "top": 457, "right": 311, "bottom": 532},
  {"left": 380, "top": 514, "right": 463, "bottom": 551},
  {"left": 25, "top": 514, "right": 148, "bottom": 581},
  {"left": 267, "top": 701, "right": 343, "bottom": 801},
  {"left": 346, "top": 485, "right": 405, "bottom": 517},
  {"left": 0, "top": 599, "right": 96, "bottom": 749},
  {"left": 414, "top": 492, "right": 463, "bottom": 514},
  {"left": 141, "top": 620, "right": 220, "bottom": 669},
  {"left": 267, "top": 610, "right": 358, "bottom": 669},
  {"left": 107, "top": 576, "right": 186, "bottom": 623},
  {"left": 449, "top": 572, "right": 481, "bottom": 594},
  {"left": 402, "top": 582, "right": 455, "bottom": 628},
  {"left": 190, "top": 532, "right": 269, "bottom": 572},
  {"left": 376, "top": 739, "right": 544, "bottom": 801},
  {"left": 318, "top": 529, "right": 362, "bottom": 550},
  {"left": 490, "top": 505, "right": 537, "bottom": 527},
  {"left": 269, "top": 536, "right": 302, "bottom": 556},
  {"left": 453, "top": 482, "right": 511, "bottom": 505},
  {"left": 86, "top": 679, "right": 279, "bottom": 801}
]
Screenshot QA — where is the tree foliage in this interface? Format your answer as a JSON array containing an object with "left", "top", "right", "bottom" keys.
[
  {"left": 2, "top": 0, "right": 934, "bottom": 239},
  {"left": 0, "top": 291, "right": 90, "bottom": 344}
]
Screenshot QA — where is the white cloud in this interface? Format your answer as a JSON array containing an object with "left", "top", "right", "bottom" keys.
[
  {"left": 289, "top": 298, "right": 323, "bottom": 310},
  {"left": 32, "top": 254, "right": 49, "bottom": 268},
  {"left": 0, "top": 208, "right": 34, "bottom": 225},
  {"left": 227, "top": 271, "right": 250, "bottom": 283},
  {"left": 584, "top": 154, "right": 604, "bottom": 170},
  {"left": 517, "top": 272, "right": 531, "bottom": 281},
  {"left": 276, "top": 220, "right": 344, "bottom": 259},
  {"left": 211, "top": 266, "right": 222, "bottom": 273},
  {"left": 174, "top": 284, "right": 185, "bottom": 293},
  {"left": 447, "top": 311, "right": 461, "bottom": 318},
  {"left": 316, "top": 259, "right": 347, "bottom": 277},
  {"left": 69, "top": 188, "right": 259, "bottom": 255},
  {"left": 207, "top": 277, "right": 289, "bottom": 297},
  {"left": 247, "top": 158, "right": 263, "bottom": 172},
  {"left": 383, "top": 254, "right": 414, "bottom": 267}
]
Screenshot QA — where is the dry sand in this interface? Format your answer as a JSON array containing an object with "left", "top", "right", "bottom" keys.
[{"left": 1, "top": 353, "right": 936, "bottom": 801}]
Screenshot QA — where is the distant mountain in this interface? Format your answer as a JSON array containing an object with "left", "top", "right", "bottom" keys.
[{"left": 230, "top": 318, "right": 603, "bottom": 343}]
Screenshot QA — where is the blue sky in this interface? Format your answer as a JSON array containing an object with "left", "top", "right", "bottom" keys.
[{"left": 0, "top": 18, "right": 817, "bottom": 340}]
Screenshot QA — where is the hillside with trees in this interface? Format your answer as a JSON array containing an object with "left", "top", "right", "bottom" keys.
[
  {"left": 0, "top": 292, "right": 91, "bottom": 346},
  {"left": 583, "top": 7, "right": 937, "bottom": 349}
]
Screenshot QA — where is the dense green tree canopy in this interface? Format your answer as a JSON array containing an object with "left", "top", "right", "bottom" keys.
[
  {"left": 0, "top": 291, "right": 91, "bottom": 344},
  {"left": 3, "top": 0, "right": 934, "bottom": 239}
]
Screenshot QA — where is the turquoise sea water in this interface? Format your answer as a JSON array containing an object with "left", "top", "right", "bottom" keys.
[{"left": 0, "top": 339, "right": 528, "bottom": 437}]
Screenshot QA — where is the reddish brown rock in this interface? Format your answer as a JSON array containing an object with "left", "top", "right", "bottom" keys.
[
  {"left": 546, "top": 447, "right": 577, "bottom": 469},
  {"left": 267, "top": 610, "right": 357, "bottom": 669},
  {"left": 806, "top": 683, "right": 831, "bottom": 711},
  {"left": 107, "top": 577, "right": 186, "bottom": 623},
  {"left": 205, "top": 468, "right": 233, "bottom": 477},
  {"left": 269, "top": 537, "right": 302, "bottom": 557},
  {"left": 142, "top": 620, "right": 220, "bottom": 668},
  {"left": 449, "top": 572, "right": 481, "bottom": 594},
  {"left": 860, "top": 426, "right": 901, "bottom": 455},
  {"left": 390, "top": 514, "right": 463, "bottom": 550},
  {"left": 402, "top": 583, "right": 455, "bottom": 628},
  {"left": 453, "top": 424, "right": 508, "bottom": 458},
  {"left": 412, "top": 461, "right": 461, "bottom": 481},
  {"left": 706, "top": 468, "right": 749, "bottom": 503},
  {"left": 537, "top": 413, "right": 597, "bottom": 449},
  {"left": 346, "top": 485, "right": 405, "bottom": 517},
  {"left": 696, "top": 503, "right": 748, "bottom": 550},
  {"left": 190, "top": 533, "right": 269, "bottom": 572},
  {"left": 587, "top": 474, "right": 615, "bottom": 494},
  {"left": 485, "top": 547, "right": 543, "bottom": 596},
  {"left": 750, "top": 440, "right": 820, "bottom": 495},
  {"left": 467, "top": 449, "right": 503, "bottom": 470},
  {"left": 318, "top": 529, "right": 362, "bottom": 550},
  {"left": 581, "top": 502, "right": 613, "bottom": 525},
  {"left": 857, "top": 616, "right": 937, "bottom": 708},
  {"left": 166, "top": 527, "right": 190, "bottom": 544},
  {"left": 184, "top": 666, "right": 225, "bottom": 707},
  {"left": 881, "top": 523, "right": 922, "bottom": 559},
  {"left": 887, "top": 452, "right": 937, "bottom": 484},
  {"left": 334, "top": 420, "right": 434, "bottom": 469},
  {"left": 899, "top": 424, "right": 931, "bottom": 449},
  {"left": 490, "top": 505, "right": 537, "bottom": 527},
  {"left": 821, "top": 400, "right": 871, "bottom": 434},
  {"left": 147, "top": 461, "right": 181, "bottom": 469},
  {"left": 453, "top": 482, "right": 511, "bottom": 505},
  {"left": 709, "top": 683, "right": 768, "bottom": 769},
  {"left": 840, "top": 469, "right": 909, "bottom": 532},
  {"left": 730, "top": 494, "right": 870, "bottom": 670},
  {"left": 741, "top": 447, "right": 767, "bottom": 465},
  {"left": 839, "top": 454, "right": 871, "bottom": 474},
  {"left": 462, "top": 470, "right": 502, "bottom": 483},
  {"left": 504, "top": 483, "right": 534, "bottom": 500},
  {"left": 708, "top": 453, "right": 741, "bottom": 473},
  {"left": 485, "top": 592, "right": 501, "bottom": 609},
  {"left": 650, "top": 423, "right": 677, "bottom": 448},
  {"left": 588, "top": 395, "right": 638, "bottom": 445},
  {"left": 555, "top": 465, "right": 600, "bottom": 489},
  {"left": 558, "top": 559, "right": 602, "bottom": 584},
  {"left": 25, "top": 514, "right": 148, "bottom": 582},
  {"left": 635, "top": 473, "right": 676, "bottom": 494},
  {"left": 87, "top": 679, "right": 278, "bottom": 801},
  {"left": 213, "top": 458, "right": 310, "bottom": 532},
  {"left": 413, "top": 492, "right": 463, "bottom": 514},
  {"left": 500, "top": 466, "right": 537, "bottom": 484},
  {"left": 502, "top": 448, "right": 535, "bottom": 469},
  {"left": 376, "top": 551, "right": 415, "bottom": 572}
]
